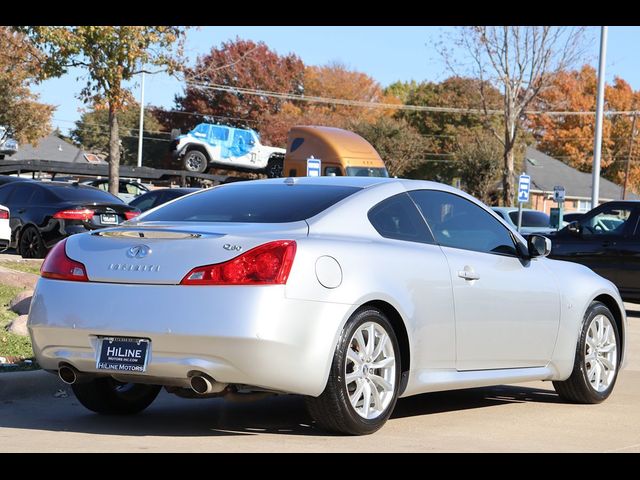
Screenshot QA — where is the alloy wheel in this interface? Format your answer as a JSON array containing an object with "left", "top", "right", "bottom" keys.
[{"left": 585, "top": 314, "right": 618, "bottom": 392}]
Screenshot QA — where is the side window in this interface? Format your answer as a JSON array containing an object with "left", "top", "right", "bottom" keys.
[
  {"left": 324, "top": 166, "right": 343, "bottom": 176},
  {"left": 9, "top": 185, "right": 34, "bottom": 205},
  {"left": 288, "top": 169, "right": 297, "bottom": 177},
  {"left": 580, "top": 205, "right": 634, "bottom": 237},
  {"left": 368, "top": 193, "right": 434, "bottom": 244},
  {"left": 410, "top": 190, "right": 518, "bottom": 256}
]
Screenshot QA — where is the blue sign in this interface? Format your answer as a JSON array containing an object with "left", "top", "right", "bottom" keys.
[
  {"left": 307, "top": 157, "right": 321, "bottom": 177},
  {"left": 517, "top": 174, "right": 530, "bottom": 203}
]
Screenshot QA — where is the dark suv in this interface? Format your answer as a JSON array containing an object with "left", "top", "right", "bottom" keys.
[{"left": 546, "top": 200, "right": 640, "bottom": 302}]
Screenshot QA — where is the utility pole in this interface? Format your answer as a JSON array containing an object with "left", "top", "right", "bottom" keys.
[
  {"left": 136, "top": 71, "right": 145, "bottom": 168},
  {"left": 622, "top": 112, "right": 637, "bottom": 200},
  {"left": 591, "top": 26, "right": 608, "bottom": 210}
]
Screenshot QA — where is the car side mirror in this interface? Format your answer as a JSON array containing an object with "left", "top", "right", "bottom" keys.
[
  {"left": 567, "top": 221, "right": 581, "bottom": 236},
  {"left": 528, "top": 234, "right": 552, "bottom": 258}
]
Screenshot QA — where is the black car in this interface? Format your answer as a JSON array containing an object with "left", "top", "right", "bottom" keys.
[
  {"left": 0, "top": 181, "right": 140, "bottom": 258},
  {"left": 562, "top": 212, "right": 584, "bottom": 223},
  {"left": 547, "top": 200, "right": 640, "bottom": 302},
  {"left": 129, "top": 187, "right": 200, "bottom": 212}
]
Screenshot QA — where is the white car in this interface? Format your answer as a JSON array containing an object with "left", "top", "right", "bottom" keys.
[
  {"left": 0, "top": 204, "right": 10, "bottom": 251},
  {"left": 28, "top": 177, "right": 626, "bottom": 435},
  {"left": 170, "top": 123, "right": 285, "bottom": 176}
]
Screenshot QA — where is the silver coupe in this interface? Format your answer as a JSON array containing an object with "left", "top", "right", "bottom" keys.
[{"left": 28, "top": 177, "right": 627, "bottom": 435}]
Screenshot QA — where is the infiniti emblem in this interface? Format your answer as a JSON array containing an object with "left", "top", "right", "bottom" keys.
[{"left": 127, "top": 245, "right": 151, "bottom": 259}]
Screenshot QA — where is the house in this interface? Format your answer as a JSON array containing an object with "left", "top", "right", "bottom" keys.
[
  {"left": 524, "top": 147, "right": 638, "bottom": 214},
  {"left": 10, "top": 133, "right": 106, "bottom": 164}
]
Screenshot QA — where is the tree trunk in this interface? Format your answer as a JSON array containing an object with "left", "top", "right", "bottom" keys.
[
  {"left": 108, "top": 104, "right": 120, "bottom": 196},
  {"left": 502, "top": 145, "right": 515, "bottom": 206}
]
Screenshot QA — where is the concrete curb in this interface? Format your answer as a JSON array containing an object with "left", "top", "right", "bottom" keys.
[{"left": 0, "top": 369, "right": 67, "bottom": 401}]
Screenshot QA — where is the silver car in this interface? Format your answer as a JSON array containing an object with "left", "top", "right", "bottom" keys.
[{"left": 28, "top": 177, "right": 626, "bottom": 435}]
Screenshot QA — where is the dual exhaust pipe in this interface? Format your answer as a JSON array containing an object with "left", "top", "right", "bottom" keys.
[{"left": 59, "top": 365, "right": 224, "bottom": 396}]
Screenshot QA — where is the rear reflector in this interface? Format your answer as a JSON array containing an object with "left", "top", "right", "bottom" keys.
[
  {"left": 124, "top": 210, "right": 141, "bottom": 220},
  {"left": 181, "top": 240, "right": 296, "bottom": 285},
  {"left": 53, "top": 208, "right": 95, "bottom": 221},
  {"left": 0, "top": 210, "right": 8, "bottom": 220},
  {"left": 41, "top": 239, "right": 88, "bottom": 282}
]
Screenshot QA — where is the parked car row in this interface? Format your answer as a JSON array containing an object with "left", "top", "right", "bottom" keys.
[{"left": 0, "top": 175, "right": 202, "bottom": 258}]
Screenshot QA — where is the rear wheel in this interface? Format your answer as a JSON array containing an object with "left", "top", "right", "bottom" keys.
[
  {"left": 553, "top": 301, "right": 620, "bottom": 404},
  {"left": 265, "top": 155, "right": 284, "bottom": 178},
  {"left": 71, "top": 378, "right": 161, "bottom": 415},
  {"left": 19, "top": 226, "right": 47, "bottom": 259},
  {"left": 306, "top": 307, "right": 400, "bottom": 435},
  {"left": 183, "top": 150, "right": 208, "bottom": 173}
]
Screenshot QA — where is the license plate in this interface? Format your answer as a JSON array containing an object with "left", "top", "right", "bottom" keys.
[
  {"left": 96, "top": 337, "right": 149, "bottom": 373},
  {"left": 101, "top": 214, "right": 118, "bottom": 224}
]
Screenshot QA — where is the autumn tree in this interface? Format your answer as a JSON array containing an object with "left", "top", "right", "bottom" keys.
[
  {"left": 350, "top": 117, "right": 434, "bottom": 177},
  {"left": 442, "top": 26, "right": 587, "bottom": 205},
  {"left": 72, "top": 104, "right": 168, "bottom": 168},
  {"left": 0, "top": 27, "right": 53, "bottom": 146},
  {"left": 19, "top": 26, "right": 187, "bottom": 195},
  {"left": 260, "top": 61, "right": 399, "bottom": 146},
  {"left": 530, "top": 65, "right": 640, "bottom": 194},
  {"left": 167, "top": 38, "right": 304, "bottom": 136}
]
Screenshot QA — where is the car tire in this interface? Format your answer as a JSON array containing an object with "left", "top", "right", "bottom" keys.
[
  {"left": 18, "top": 226, "right": 47, "bottom": 259},
  {"left": 306, "top": 307, "right": 401, "bottom": 435},
  {"left": 183, "top": 150, "right": 208, "bottom": 173},
  {"left": 71, "top": 378, "right": 161, "bottom": 415},
  {"left": 553, "top": 301, "right": 621, "bottom": 404}
]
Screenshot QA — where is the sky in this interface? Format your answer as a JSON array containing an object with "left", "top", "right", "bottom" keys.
[{"left": 31, "top": 26, "right": 640, "bottom": 135}]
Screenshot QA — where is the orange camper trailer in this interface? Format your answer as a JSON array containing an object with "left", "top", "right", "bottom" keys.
[{"left": 283, "top": 126, "right": 389, "bottom": 178}]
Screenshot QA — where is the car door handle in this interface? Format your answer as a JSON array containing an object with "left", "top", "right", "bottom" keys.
[{"left": 457, "top": 270, "right": 480, "bottom": 281}]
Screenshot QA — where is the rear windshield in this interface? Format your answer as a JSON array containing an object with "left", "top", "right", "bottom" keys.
[
  {"left": 140, "top": 183, "right": 360, "bottom": 223},
  {"left": 346, "top": 167, "right": 389, "bottom": 178},
  {"left": 508, "top": 210, "right": 551, "bottom": 228},
  {"left": 48, "top": 185, "right": 122, "bottom": 203}
]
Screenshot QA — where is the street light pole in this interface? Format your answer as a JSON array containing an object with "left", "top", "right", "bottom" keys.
[
  {"left": 591, "top": 26, "right": 608, "bottom": 209},
  {"left": 136, "top": 71, "right": 145, "bottom": 169}
]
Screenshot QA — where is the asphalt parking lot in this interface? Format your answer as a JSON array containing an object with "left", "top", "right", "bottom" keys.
[{"left": 1, "top": 305, "right": 639, "bottom": 452}]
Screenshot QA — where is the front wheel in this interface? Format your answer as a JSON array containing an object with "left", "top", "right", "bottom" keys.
[
  {"left": 182, "top": 150, "right": 208, "bottom": 173},
  {"left": 71, "top": 378, "right": 161, "bottom": 415},
  {"left": 306, "top": 307, "right": 400, "bottom": 435},
  {"left": 265, "top": 155, "right": 283, "bottom": 178},
  {"left": 553, "top": 301, "right": 621, "bottom": 404}
]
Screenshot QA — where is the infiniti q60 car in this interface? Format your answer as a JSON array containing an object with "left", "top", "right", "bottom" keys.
[{"left": 28, "top": 177, "right": 626, "bottom": 435}]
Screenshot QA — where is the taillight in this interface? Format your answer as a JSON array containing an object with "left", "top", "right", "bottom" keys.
[
  {"left": 181, "top": 240, "right": 297, "bottom": 285},
  {"left": 124, "top": 210, "right": 141, "bottom": 220},
  {"left": 41, "top": 239, "right": 88, "bottom": 282},
  {"left": 53, "top": 208, "right": 95, "bottom": 221},
  {"left": 0, "top": 209, "right": 8, "bottom": 220}
]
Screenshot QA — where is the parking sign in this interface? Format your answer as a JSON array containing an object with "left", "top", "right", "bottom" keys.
[
  {"left": 307, "top": 157, "right": 321, "bottom": 177},
  {"left": 517, "top": 174, "right": 530, "bottom": 203}
]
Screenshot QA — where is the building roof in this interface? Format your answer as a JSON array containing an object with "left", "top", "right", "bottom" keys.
[
  {"left": 11, "top": 133, "right": 106, "bottom": 164},
  {"left": 524, "top": 146, "right": 638, "bottom": 201}
]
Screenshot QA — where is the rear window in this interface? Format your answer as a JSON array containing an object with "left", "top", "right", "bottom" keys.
[
  {"left": 48, "top": 185, "right": 122, "bottom": 203},
  {"left": 140, "top": 183, "right": 360, "bottom": 223},
  {"left": 508, "top": 210, "right": 551, "bottom": 228}
]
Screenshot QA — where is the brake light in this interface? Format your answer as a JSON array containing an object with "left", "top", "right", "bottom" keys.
[
  {"left": 124, "top": 210, "right": 141, "bottom": 220},
  {"left": 53, "top": 208, "right": 95, "bottom": 221},
  {"left": 41, "top": 239, "right": 88, "bottom": 282},
  {"left": 181, "top": 240, "right": 297, "bottom": 285},
  {"left": 0, "top": 209, "right": 8, "bottom": 220}
]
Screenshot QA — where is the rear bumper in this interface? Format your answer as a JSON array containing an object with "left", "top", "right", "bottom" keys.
[{"left": 28, "top": 278, "right": 351, "bottom": 396}]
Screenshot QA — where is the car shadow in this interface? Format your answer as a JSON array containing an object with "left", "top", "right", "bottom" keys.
[{"left": 0, "top": 383, "right": 561, "bottom": 438}]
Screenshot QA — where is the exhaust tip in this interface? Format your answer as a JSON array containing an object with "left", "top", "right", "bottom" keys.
[
  {"left": 190, "top": 375, "right": 212, "bottom": 395},
  {"left": 58, "top": 366, "right": 77, "bottom": 385}
]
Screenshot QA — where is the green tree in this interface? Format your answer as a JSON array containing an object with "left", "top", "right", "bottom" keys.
[
  {"left": 19, "top": 26, "right": 188, "bottom": 194},
  {"left": 0, "top": 27, "right": 53, "bottom": 146},
  {"left": 350, "top": 117, "right": 433, "bottom": 177},
  {"left": 454, "top": 129, "right": 503, "bottom": 203},
  {"left": 72, "top": 105, "right": 168, "bottom": 168}
]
